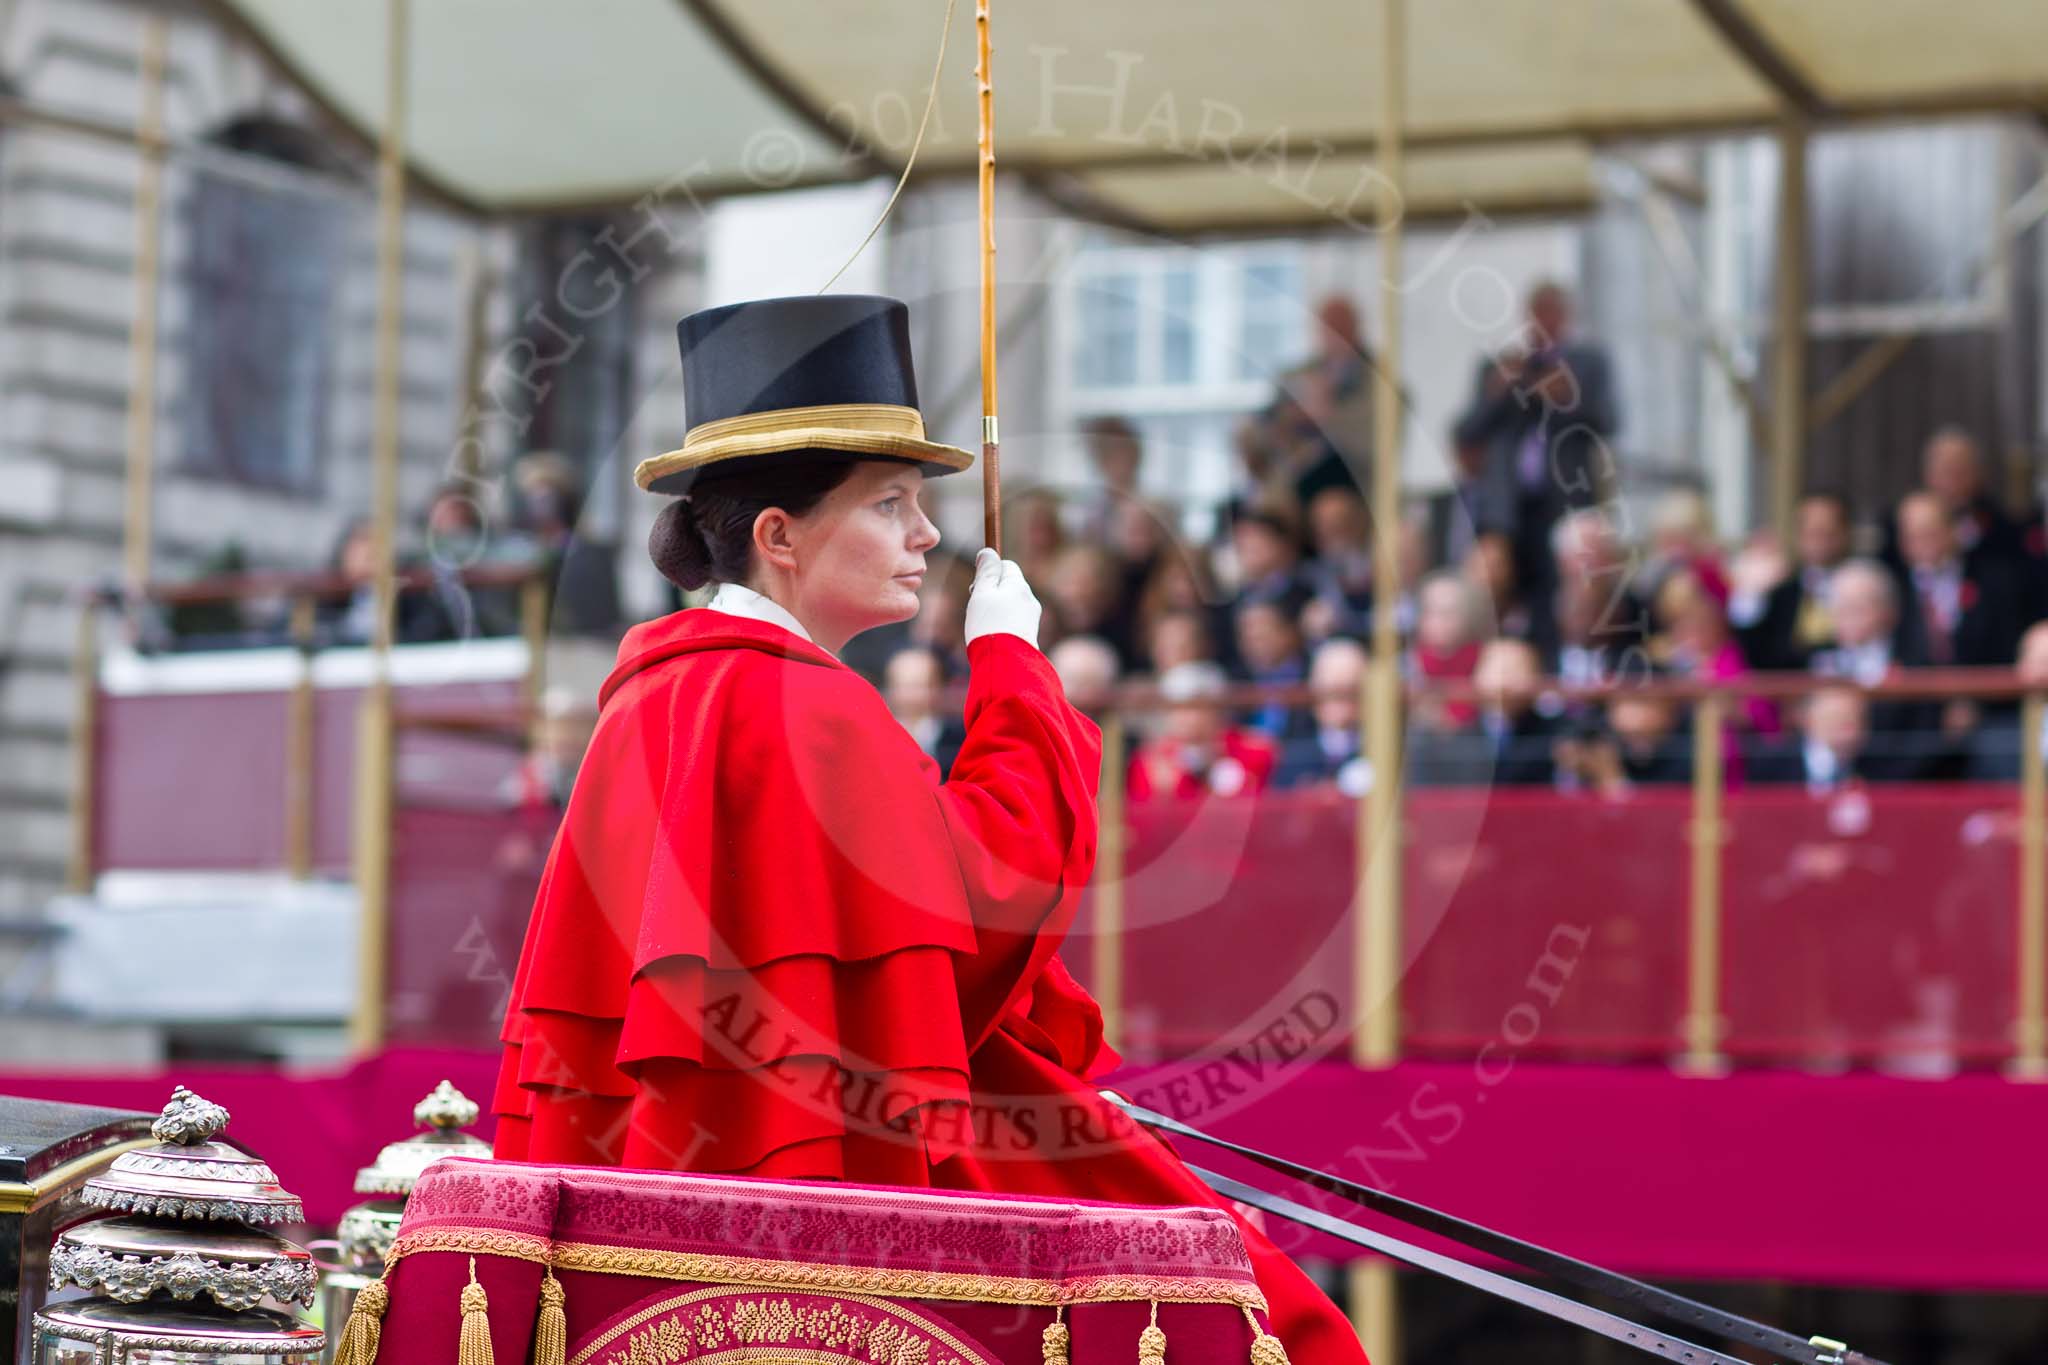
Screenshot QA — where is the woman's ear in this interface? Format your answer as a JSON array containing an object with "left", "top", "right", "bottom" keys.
[{"left": 753, "top": 507, "right": 800, "bottom": 573}]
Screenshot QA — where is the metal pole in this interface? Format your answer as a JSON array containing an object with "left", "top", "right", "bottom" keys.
[
  {"left": 350, "top": 0, "right": 409, "bottom": 1054},
  {"left": 1350, "top": 1259, "right": 1398, "bottom": 1365},
  {"left": 120, "top": 13, "right": 168, "bottom": 596},
  {"left": 65, "top": 598, "right": 100, "bottom": 894},
  {"left": 1357, "top": 0, "right": 1406, "bottom": 1070},
  {"left": 367, "top": 0, "right": 408, "bottom": 661},
  {"left": 350, "top": 685, "right": 396, "bottom": 1053},
  {"left": 2012, "top": 692, "right": 2047, "bottom": 1079},
  {"left": 1769, "top": 119, "right": 1808, "bottom": 546},
  {"left": 521, "top": 573, "right": 549, "bottom": 744},
  {"left": 1682, "top": 694, "right": 1728, "bottom": 1073},
  {"left": 1092, "top": 712, "right": 1126, "bottom": 1043},
  {"left": 284, "top": 596, "right": 317, "bottom": 879}
]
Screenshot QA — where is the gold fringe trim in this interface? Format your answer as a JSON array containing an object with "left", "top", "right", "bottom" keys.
[
  {"left": 386, "top": 1228, "right": 1268, "bottom": 1312},
  {"left": 390, "top": 1229, "right": 551, "bottom": 1267},
  {"left": 531, "top": 1271, "right": 567, "bottom": 1365},
  {"left": 332, "top": 1275, "right": 389, "bottom": 1365},
  {"left": 459, "top": 1257, "right": 495, "bottom": 1365},
  {"left": 1042, "top": 1303, "right": 1069, "bottom": 1365},
  {"left": 1242, "top": 1304, "right": 1290, "bottom": 1365},
  {"left": 1139, "top": 1300, "right": 1166, "bottom": 1365}
]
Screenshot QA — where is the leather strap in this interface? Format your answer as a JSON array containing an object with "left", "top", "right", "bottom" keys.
[{"left": 1110, "top": 1097, "right": 1880, "bottom": 1365}]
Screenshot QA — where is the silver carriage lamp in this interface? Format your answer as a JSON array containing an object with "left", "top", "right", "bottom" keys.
[
  {"left": 34, "top": 1086, "right": 324, "bottom": 1365},
  {"left": 321, "top": 1080, "right": 490, "bottom": 1362}
]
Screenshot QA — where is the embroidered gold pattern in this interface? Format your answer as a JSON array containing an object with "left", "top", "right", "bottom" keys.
[
  {"left": 864, "top": 1321, "right": 929, "bottom": 1365},
  {"left": 730, "top": 1300, "right": 798, "bottom": 1344},
  {"left": 793, "top": 1304, "right": 866, "bottom": 1349},
  {"left": 575, "top": 1289, "right": 990, "bottom": 1365},
  {"left": 619, "top": 1318, "right": 687, "bottom": 1365}
]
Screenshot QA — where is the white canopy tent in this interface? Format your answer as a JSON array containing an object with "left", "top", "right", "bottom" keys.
[
  {"left": 201, "top": 0, "right": 2048, "bottom": 563},
  {"left": 212, "top": 1, "right": 2048, "bottom": 230}
]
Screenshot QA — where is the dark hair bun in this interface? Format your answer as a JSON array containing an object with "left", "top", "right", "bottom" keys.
[
  {"left": 643, "top": 455, "right": 866, "bottom": 597},
  {"left": 649, "top": 498, "right": 713, "bottom": 592}
]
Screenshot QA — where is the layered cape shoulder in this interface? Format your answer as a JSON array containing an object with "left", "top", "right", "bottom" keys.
[{"left": 492, "top": 609, "right": 1109, "bottom": 1181}]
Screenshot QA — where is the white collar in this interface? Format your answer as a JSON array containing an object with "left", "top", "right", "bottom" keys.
[
  {"left": 1803, "top": 740, "right": 1843, "bottom": 790},
  {"left": 704, "top": 581, "right": 821, "bottom": 649}
]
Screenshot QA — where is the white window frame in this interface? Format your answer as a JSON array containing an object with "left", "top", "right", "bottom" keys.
[{"left": 1049, "top": 237, "right": 1307, "bottom": 527}]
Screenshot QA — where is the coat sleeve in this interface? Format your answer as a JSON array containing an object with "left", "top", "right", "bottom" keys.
[
  {"left": 933, "top": 633, "right": 1105, "bottom": 1054},
  {"left": 1453, "top": 355, "right": 1521, "bottom": 447}
]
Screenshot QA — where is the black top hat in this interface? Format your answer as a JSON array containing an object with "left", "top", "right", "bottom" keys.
[{"left": 634, "top": 294, "right": 973, "bottom": 494}]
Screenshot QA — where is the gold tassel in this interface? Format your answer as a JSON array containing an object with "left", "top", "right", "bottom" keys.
[
  {"left": 333, "top": 1276, "right": 389, "bottom": 1365},
  {"left": 1042, "top": 1304, "right": 1069, "bottom": 1365},
  {"left": 1138, "top": 1301, "right": 1166, "bottom": 1365},
  {"left": 1241, "top": 1305, "right": 1289, "bottom": 1365},
  {"left": 459, "top": 1257, "right": 495, "bottom": 1365},
  {"left": 530, "top": 1272, "right": 566, "bottom": 1365}
]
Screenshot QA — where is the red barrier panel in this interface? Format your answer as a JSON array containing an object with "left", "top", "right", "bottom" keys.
[
  {"left": 382, "top": 785, "right": 2029, "bottom": 1069},
  {"left": 384, "top": 802, "right": 558, "bottom": 1049},
  {"left": 1077, "top": 786, "right": 2023, "bottom": 1068},
  {"left": 1402, "top": 791, "right": 1692, "bottom": 1059},
  {"left": 1086, "top": 789, "right": 1358, "bottom": 1062},
  {"left": 96, "top": 689, "right": 293, "bottom": 869},
  {"left": 1721, "top": 784, "right": 2019, "bottom": 1067},
  {"left": 92, "top": 653, "right": 527, "bottom": 876}
]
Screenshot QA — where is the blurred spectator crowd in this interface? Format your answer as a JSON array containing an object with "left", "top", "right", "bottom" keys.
[
  {"left": 867, "top": 283, "right": 2048, "bottom": 802},
  {"left": 146, "top": 280, "right": 2048, "bottom": 805},
  {"left": 149, "top": 449, "right": 623, "bottom": 652}
]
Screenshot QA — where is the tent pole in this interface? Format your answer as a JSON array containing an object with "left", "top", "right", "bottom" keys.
[
  {"left": 1769, "top": 118, "right": 1808, "bottom": 545},
  {"left": 366, "top": 0, "right": 409, "bottom": 662},
  {"left": 1357, "top": 13, "right": 1411, "bottom": 1353},
  {"left": 2013, "top": 692, "right": 2047, "bottom": 1080},
  {"left": 350, "top": 0, "right": 409, "bottom": 1055},
  {"left": 120, "top": 13, "right": 167, "bottom": 599},
  {"left": 1092, "top": 713, "right": 1126, "bottom": 1043},
  {"left": 1682, "top": 694, "right": 1729, "bottom": 1073},
  {"left": 1351, "top": 1259, "right": 1399, "bottom": 1365},
  {"left": 1357, "top": 0, "right": 1406, "bottom": 1075}
]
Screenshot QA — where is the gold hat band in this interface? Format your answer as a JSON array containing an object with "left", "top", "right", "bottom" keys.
[
  {"left": 680, "top": 402, "right": 928, "bottom": 453},
  {"left": 635, "top": 401, "right": 973, "bottom": 490}
]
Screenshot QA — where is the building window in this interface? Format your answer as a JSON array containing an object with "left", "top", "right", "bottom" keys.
[
  {"left": 1073, "top": 272, "right": 1141, "bottom": 388},
  {"left": 1160, "top": 266, "right": 1197, "bottom": 384},
  {"left": 180, "top": 119, "right": 352, "bottom": 494},
  {"left": 1236, "top": 257, "right": 1303, "bottom": 380},
  {"left": 1056, "top": 239, "right": 1305, "bottom": 519}
]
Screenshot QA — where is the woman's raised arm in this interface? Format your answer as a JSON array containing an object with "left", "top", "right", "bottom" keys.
[{"left": 933, "top": 627, "right": 1103, "bottom": 1053}]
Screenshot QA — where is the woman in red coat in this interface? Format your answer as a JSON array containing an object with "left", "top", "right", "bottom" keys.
[{"left": 491, "top": 295, "right": 1366, "bottom": 1365}]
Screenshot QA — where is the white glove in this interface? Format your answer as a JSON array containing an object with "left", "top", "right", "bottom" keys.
[{"left": 963, "top": 547, "right": 1042, "bottom": 648}]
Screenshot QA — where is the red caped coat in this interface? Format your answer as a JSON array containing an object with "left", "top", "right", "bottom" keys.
[{"left": 492, "top": 608, "right": 1368, "bottom": 1365}]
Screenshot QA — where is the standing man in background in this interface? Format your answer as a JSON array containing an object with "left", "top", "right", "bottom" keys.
[{"left": 1454, "top": 281, "right": 1620, "bottom": 625}]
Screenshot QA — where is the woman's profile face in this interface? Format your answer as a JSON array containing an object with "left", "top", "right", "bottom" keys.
[{"left": 785, "top": 460, "right": 941, "bottom": 640}]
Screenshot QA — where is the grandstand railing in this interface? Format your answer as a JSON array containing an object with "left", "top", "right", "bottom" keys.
[{"left": 68, "top": 563, "right": 549, "bottom": 889}]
